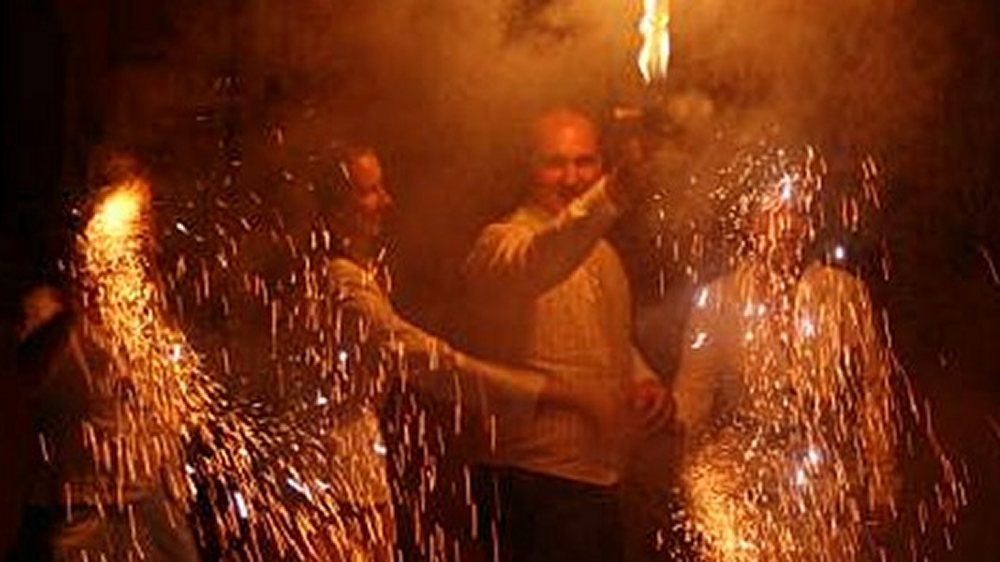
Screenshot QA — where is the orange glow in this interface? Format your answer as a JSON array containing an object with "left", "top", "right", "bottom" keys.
[
  {"left": 638, "top": 0, "right": 671, "bottom": 83},
  {"left": 90, "top": 181, "right": 146, "bottom": 240}
]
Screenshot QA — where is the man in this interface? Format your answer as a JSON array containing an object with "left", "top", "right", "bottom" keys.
[
  {"left": 463, "top": 109, "right": 673, "bottom": 561},
  {"left": 6, "top": 150, "right": 201, "bottom": 562},
  {"left": 672, "top": 149, "right": 898, "bottom": 561},
  {"left": 302, "top": 144, "right": 621, "bottom": 560}
]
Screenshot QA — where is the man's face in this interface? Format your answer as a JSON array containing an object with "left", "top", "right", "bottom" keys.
[
  {"left": 345, "top": 152, "right": 393, "bottom": 239},
  {"left": 749, "top": 179, "right": 812, "bottom": 260},
  {"left": 530, "top": 113, "right": 603, "bottom": 214}
]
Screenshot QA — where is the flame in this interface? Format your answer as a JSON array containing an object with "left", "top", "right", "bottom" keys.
[
  {"left": 638, "top": 0, "right": 671, "bottom": 83},
  {"left": 90, "top": 181, "right": 146, "bottom": 239}
]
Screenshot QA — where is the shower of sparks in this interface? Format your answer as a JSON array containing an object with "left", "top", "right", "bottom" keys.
[
  {"left": 77, "top": 146, "right": 966, "bottom": 559},
  {"left": 638, "top": 0, "right": 671, "bottom": 83},
  {"left": 672, "top": 144, "right": 966, "bottom": 561},
  {"left": 79, "top": 176, "right": 401, "bottom": 560},
  {"left": 79, "top": 180, "right": 198, "bottom": 511}
]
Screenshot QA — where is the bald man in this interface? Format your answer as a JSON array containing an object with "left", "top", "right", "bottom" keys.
[{"left": 463, "top": 109, "right": 673, "bottom": 561}]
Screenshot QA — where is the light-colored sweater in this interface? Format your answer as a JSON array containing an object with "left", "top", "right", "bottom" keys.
[{"left": 464, "top": 179, "right": 656, "bottom": 486}]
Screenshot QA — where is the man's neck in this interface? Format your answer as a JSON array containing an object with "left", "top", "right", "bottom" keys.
[{"left": 341, "top": 235, "right": 385, "bottom": 268}]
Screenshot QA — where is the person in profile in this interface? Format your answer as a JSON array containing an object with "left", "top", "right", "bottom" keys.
[{"left": 673, "top": 147, "right": 898, "bottom": 561}]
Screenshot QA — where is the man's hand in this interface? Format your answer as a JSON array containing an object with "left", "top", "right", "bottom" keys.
[
  {"left": 627, "top": 379, "right": 675, "bottom": 436},
  {"left": 543, "top": 379, "right": 625, "bottom": 431},
  {"left": 606, "top": 140, "right": 658, "bottom": 209}
]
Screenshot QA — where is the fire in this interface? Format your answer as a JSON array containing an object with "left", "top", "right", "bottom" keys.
[
  {"left": 638, "top": 0, "right": 671, "bottom": 83},
  {"left": 90, "top": 181, "right": 146, "bottom": 239}
]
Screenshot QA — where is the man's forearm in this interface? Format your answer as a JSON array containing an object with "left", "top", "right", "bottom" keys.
[{"left": 465, "top": 178, "right": 620, "bottom": 294}]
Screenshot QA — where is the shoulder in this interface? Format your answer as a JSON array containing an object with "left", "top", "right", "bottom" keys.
[
  {"left": 798, "top": 262, "right": 874, "bottom": 319},
  {"left": 489, "top": 207, "right": 540, "bottom": 230},
  {"left": 693, "top": 271, "right": 740, "bottom": 311},
  {"left": 470, "top": 207, "right": 539, "bottom": 246},
  {"left": 328, "top": 257, "right": 364, "bottom": 280},
  {"left": 327, "top": 258, "right": 377, "bottom": 294},
  {"left": 800, "top": 262, "right": 866, "bottom": 295}
]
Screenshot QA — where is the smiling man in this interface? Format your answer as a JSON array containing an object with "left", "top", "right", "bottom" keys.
[{"left": 463, "top": 108, "right": 673, "bottom": 562}]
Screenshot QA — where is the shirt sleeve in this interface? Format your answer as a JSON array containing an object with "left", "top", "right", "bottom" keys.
[
  {"left": 834, "top": 270, "right": 898, "bottom": 506},
  {"left": 330, "top": 260, "right": 544, "bottom": 419},
  {"left": 453, "top": 353, "right": 545, "bottom": 425},
  {"left": 631, "top": 345, "right": 659, "bottom": 381},
  {"left": 672, "top": 288, "right": 727, "bottom": 439},
  {"left": 464, "top": 177, "right": 621, "bottom": 296},
  {"left": 330, "top": 260, "right": 452, "bottom": 371}
]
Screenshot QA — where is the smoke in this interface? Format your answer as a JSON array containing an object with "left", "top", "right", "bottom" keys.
[{"left": 81, "top": 0, "right": 991, "bottom": 319}]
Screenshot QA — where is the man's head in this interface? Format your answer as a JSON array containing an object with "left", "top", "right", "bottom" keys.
[
  {"left": 735, "top": 169, "right": 816, "bottom": 270},
  {"left": 334, "top": 146, "right": 394, "bottom": 242},
  {"left": 285, "top": 144, "right": 393, "bottom": 261},
  {"left": 528, "top": 109, "right": 603, "bottom": 214}
]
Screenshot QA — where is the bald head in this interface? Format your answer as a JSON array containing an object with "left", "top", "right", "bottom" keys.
[
  {"left": 530, "top": 109, "right": 598, "bottom": 154},
  {"left": 528, "top": 108, "right": 603, "bottom": 214}
]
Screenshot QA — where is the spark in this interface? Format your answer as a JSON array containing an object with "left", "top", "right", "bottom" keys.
[
  {"left": 805, "top": 447, "right": 822, "bottom": 467},
  {"left": 778, "top": 174, "right": 795, "bottom": 202},
  {"left": 233, "top": 491, "right": 250, "bottom": 520},
  {"left": 169, "top": 343, "right": 184, "bottom": 362},
  {"left": 79, "top": 176, "right": 400, "bottom": 559},
  {"left": 978, "top": 244, "right": 999, "bottom": 286},
  {"left": 695, "top": 287, "right": 710, "bottom": 308},
  {"left": 799, "top": 316, "right": 816, "bottom": 338},
  {"left": 691, "top": 331, "right": 708, "bottom": 349}
]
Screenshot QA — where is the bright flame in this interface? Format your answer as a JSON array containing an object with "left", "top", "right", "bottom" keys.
[
  {"left": 90, "top": 182, "right": 146, "bottom": 239},
  {"left": 638, "top": 0, "right": 671, "bottom": 83}
]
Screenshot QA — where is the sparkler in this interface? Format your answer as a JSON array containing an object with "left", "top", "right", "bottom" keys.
[
  {"left": 79, "top": 176, "right": 400, "bottom": 560},
  {"left": 672, "top": 145, "right": 966, "bottom": 561}
]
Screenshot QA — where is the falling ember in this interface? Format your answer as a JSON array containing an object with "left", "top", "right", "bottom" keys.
[{"left": 638, "top": 0, "right": 671, "bottom": 83}]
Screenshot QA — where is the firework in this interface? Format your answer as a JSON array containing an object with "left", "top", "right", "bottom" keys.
[
  {"left": 671, "top": 144, "right": 965, "bottom": 561},
  {"left": 80, "top": 175, "right": 404, "bottom": 560}
]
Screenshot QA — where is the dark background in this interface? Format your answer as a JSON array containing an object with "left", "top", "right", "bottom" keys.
[{"left": 3, "top": 1, "right": 997, "bottom": 559}]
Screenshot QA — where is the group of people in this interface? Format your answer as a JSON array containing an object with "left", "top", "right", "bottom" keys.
[{"left": 8, "top": 106, "right": 898, "bottom": 562}]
